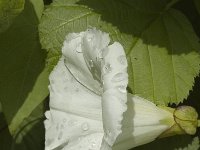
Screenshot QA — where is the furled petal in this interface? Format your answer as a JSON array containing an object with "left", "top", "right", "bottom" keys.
[
  {"left": 62, "top": 28, "right": 128, "bottom": 149},
  {"left": 62, "top": 32, "right": 102, "bottom": 95},
  {"left": 82, "top": 28, "right": 110, "bottom": 80},
  {"left": 100, "top": 42, "right": 128, "bottom": 149}
]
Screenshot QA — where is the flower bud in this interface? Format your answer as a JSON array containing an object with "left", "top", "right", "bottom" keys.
[{"left": 159, "top": 106, "right": 199, "bottom": 138}]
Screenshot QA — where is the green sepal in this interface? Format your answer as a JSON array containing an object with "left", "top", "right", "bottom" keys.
[
  {"left": 174, "top": 106, "right": 199, "bottom": 135},
  {"left": 159, "top": 106, "right": 199, "bottom": 138}
]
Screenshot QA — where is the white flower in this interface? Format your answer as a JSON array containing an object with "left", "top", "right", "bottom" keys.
[{"left": 44, "top": 29, "right": 199, "bottom": 150}]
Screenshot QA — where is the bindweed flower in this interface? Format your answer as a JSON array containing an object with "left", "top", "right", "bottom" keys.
[{"left": 44, "top": 29, "right": 200, "bottom": 150}]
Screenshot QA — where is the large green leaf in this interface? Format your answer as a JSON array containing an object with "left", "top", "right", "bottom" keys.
[
  {"left": 39, "top": 0, "right": 200, "bottom": 105},
  {"left": 8, "top": 68, "right": 49, "bottom": 135},
  {"left": 0, "top": 0, "right": 25, "bottom": 33},
  {"left": 0, "top": 0, "right": 48, "bottom": 135},
  {"left": 173, "top": 0, "right": 200, "bottom": 43}
]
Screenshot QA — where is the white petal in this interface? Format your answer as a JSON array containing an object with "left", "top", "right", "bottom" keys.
[
  {"left": 82, "top": 28, "right": 110, "bottom": 81},
  {"left": 62, "top": 133, "right": 103, "bottom": 150},
  {"left": 100, "top": 42, "right": 128, "bottom": 148},
  {"left": 62, "top": 29, "right": 128, "bottom": 149},
  {"left": 45, "top": 58, "right": 103, "bottom": 150},
  {"left": 62, "top": 32, "right": 102, "bottom": 95},
  {"left": 113, "top": 94, "right": 173, "bottom": 150},
  {"left": 45, "top": 29, "right": 174, "bottom": 150},
  {"left": 49, "top": 57, "right": 102, "bottom": 120}
]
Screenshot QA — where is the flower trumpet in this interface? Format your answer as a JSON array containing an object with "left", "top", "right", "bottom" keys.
[{"left": 44, "top": 29, "right": 200, "bottom": 150}]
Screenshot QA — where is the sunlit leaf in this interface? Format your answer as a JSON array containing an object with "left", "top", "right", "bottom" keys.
[
  {"left": 29, "top": 0, "right": 44, "bottom": 20},
  {"left": 39, "top": 0, "right": 200, "bottom": 105}
]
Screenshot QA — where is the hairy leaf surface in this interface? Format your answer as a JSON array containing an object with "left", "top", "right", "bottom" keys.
[{"left": 39, "top": 0, "right": 200, "bottom": 105}]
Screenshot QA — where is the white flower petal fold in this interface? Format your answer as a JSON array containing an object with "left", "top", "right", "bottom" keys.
[
  {"left": 44, "top": 29, "right": 174, "bottom": 150},
  {"left": 62, "top": 29, "right": 128, "bottom": 149}
]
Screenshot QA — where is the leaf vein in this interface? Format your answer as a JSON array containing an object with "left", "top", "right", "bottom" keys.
[
  {"left": 146, "top": 44, "right": 155, "bottom": 101},
  {"left": 162, "top": 17, "right": 178, "bottom": 102},
  {"left": 47, "top": 12, "right": 93, "bottom": 35}
]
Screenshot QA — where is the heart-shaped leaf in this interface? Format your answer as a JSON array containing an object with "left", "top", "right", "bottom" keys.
[{"left": 39, "top": 0, "right": 200, "bottom": 105}]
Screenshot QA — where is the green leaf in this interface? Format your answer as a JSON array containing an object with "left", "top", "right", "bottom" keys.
[
  {"left": 129, "top": 9, "right": 200, "bottom": 105},
  {"left": 39, "top": 0, "right": 200, "bottom": 105},
  {"left": 0, "top": 102, "right": 45, "bottom": 150},
  {"left": 8, "top": 68, "right": 49, "bottom": 135},
  {"left": 173, "top": 0, "right": 200, "bottom": 39},
  {"left": 193, "top": 0, "right": 200, "bottom": 15},
  {"left": 0, "top": 0, "right": 48, "bottom": 135},
  {"left": 0, "top": 102, "right": 2, "bottom": 112},
  {"left": 175, "top": 137, "right": 200, "bottom": 150},
  {"left": 29, "top": 0, "right": 44, "bottom": 20},
  {"left": 11, "top": 103, "right": 45, "bottom": 150},
  {"left": 132, "top": 135, "right": 194, "bottom": 150},
  {"left": 0, "top": 127, "right": 12, "bottom": 150},
  {"left": 0, "top": 112, "right": 7, "bottom": 133},
  {"left": 0, "top": 0, "right": 25, "bottom": 33}
]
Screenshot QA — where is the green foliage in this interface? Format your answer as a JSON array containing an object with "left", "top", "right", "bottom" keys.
[
  {"left": 0, "top": 0, "right": 199, "bottom": 149},
  {"left": 0, "top": 0, "right": 25, "bottom": 33},
  {"left": 193, "top": 0, "right": 200, "bottom": 15},
  {"left": 0, "top": 102, "right": 2, "bottom": 112},
  {"left": 29, "top": 0, "right": 44, "bottom": 20},
  {"left": 175, "top": 137, "right": 200, "bottom": 150},
  {"left": 133, "top": 135, "right": 194, "bottom": 150},
  {"left": 8, "top": 68, "right": 49, "bottom": 135},
  {"left": 0, "top": 0, "right": 48, "bottom": 135},
  {"left": 0, "top": 102, "right": 45, "bottom": 150},
  {"left": 39, "top": 0, "right": 200, "bottom": 105}
]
